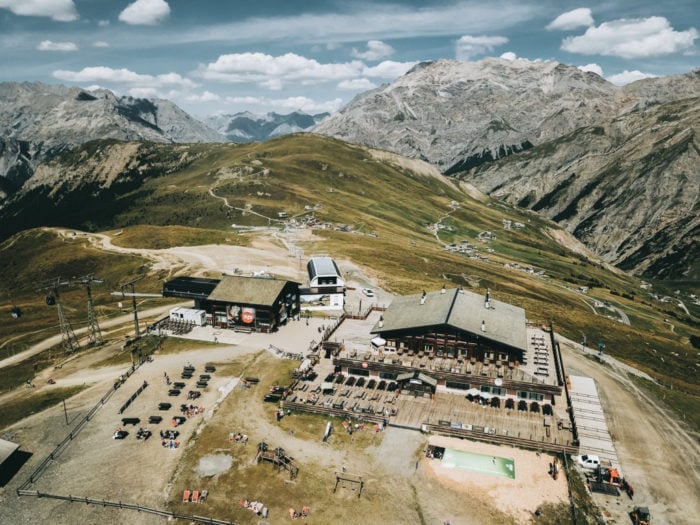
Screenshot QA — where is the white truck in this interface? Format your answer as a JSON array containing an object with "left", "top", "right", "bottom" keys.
[{"left": 575, "top": 454, "right": 601, "bottom": 470}]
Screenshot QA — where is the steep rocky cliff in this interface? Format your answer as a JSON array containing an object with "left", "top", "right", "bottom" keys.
[{"left": 461, "top": 97, "right": 699, "bottom": 280}]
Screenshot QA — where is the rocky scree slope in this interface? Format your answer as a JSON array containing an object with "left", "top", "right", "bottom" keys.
[{"left": 462, "top": 97, "right": 700, "bottom": 280}]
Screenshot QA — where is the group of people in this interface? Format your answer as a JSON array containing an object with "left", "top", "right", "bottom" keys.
[
  {"left": 289, "top": 505, "right": 310, "bottom": 519},
  {"left": 240, "top": 499, "right": 265, "bottom": 515},
  {"left": 229, "top": 432, "right": 249, "bottom": 445}
]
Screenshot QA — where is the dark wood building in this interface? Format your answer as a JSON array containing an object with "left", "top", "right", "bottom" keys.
[
  {"left": 163, "top": 275, "right": 300, "bottom": 333},
  {"left": 371, "top": 287, "right": 527, "bottom": 364}
]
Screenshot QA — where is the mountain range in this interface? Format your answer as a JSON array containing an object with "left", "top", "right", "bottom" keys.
[
  {"left": 314, "top": 58, "right": 700, "bottom": 280},
  {"left": 1, "top": 59, "right": 697, "bottom": 281},
  {"left": 205, "top": 111, "right": 329, "bottom": 142},
  {"left": 0, "top": 82, "right": 224, "bottom": 203}
]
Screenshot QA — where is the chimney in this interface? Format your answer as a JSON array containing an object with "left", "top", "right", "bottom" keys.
[
  {"left": 481, "top": 320, "right": 486, "bottom": 332},
  {"left": 441, "top": 286, "right": 446, "bottom": 294},
  {"left": 485, "top": 288, "right": 491, "bottom": 309},
  {"left": 378, "top": 315, "right": 384, "bottom": 328},
  {"left": 420, "top": 291, "right": 426, "bottom": 305}
]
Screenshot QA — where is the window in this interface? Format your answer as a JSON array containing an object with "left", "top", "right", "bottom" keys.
[
  {"left": 437, "top": 346, "right": 444, "bottom": 356},
  {"left": 446, "top": 381, "right": 470, "bottom": 390},
  {"left": 423, "top": 344, "right": 433, "bottom": 352},
  {"left": 481, "top": 386, "right": 506, "bottom": 396},
  {"left": 485, "top": 351, "right": 495, "bottom": 360},
  {"left": 379, "top": 371, "right": 397, "bottom": 380},
  {"left": 517, "top": 391, "right": 544, "bottom": 401},
  {"left": 498, "top": 353, "right": 507, "bottom": 362},
  {"left": 348, "top": 367, "right": 370, "bottom": 377}
]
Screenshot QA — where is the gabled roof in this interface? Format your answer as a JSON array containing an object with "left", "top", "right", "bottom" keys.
[
  {"left": 207, "top": 275, "right": 297, "bottom": 306},
  {"left": 372, "top": 288, "right": 527, "bottom": 351}
]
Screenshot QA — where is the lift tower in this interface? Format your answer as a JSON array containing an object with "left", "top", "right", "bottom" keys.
[
  {"left": 74, "top": 274, "right": 104, "bottom": 346},
  {"left": 44, "top": 277, "right": 80, "bottom": 353},
  {"left": 119, "top": 275, "right": 144, "bottom": 339}
]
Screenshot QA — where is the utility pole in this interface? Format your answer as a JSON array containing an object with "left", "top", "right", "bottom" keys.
[
  {"left": 43, "top": 277, "right": 80, "bottom": 353},
  {"left": 74, "top": 274, "right": 104, "bottom": 346},
  {"left": 120, "top": 275, "right": 144, "bottom": 338}
]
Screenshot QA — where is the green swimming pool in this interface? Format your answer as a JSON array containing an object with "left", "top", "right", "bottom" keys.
[{"left": 441, "top": 448, "right": 515, "bottom": 479}]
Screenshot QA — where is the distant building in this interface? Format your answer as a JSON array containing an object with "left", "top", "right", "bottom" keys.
[
  {"left": 163, "top": 275, "right": 300, "bottom": 332},
  {"left": 300, "top": 256, "right": 345, "bottom": 310},
  {"left": 306, "top": 256, "right": 344, "bottom": 293}
]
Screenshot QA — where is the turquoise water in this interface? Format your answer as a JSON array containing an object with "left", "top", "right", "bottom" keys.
[{"left": 441, "top": 448, "right": 515, "bottom": 479}]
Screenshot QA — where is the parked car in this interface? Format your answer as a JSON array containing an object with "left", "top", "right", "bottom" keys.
[
  {"left": 361, "top": 288, "right": 375, "bottom": 297},
  {"left": 630, "top": 506, "right": 652, "bottom": 525}
]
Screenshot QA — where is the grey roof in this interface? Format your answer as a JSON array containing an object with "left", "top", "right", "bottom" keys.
[
  {"left": 207, "top": 275, "right": 295, "bottom": 306},
  {"left": 372, "top": 288, "right": 527, "bottom": 351},
  {"left": 307, "top": 256, "right": 341, "bottom": 279},
  {"left": 0, "top": 438, "right": 19, "bottom": 465}
]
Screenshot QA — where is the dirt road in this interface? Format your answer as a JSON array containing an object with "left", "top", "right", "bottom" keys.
[{"left": 559, "top": 338, "right": 700, "bottom": 524}]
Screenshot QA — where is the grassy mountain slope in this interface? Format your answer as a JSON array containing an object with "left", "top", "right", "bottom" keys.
[{"left": 0, "top": 134, "right": 697, "bottom": 402}]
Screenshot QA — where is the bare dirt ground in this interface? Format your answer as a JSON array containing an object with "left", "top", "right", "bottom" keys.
[
  {"left": 559, "top": 337, "right": 700, "bottom": 525},
  {"left": 1, "top": 228, "right": 698, "bottom": 525}
]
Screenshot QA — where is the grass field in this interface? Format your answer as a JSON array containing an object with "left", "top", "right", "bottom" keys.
[{"left": 1, "top": 133, "right": 698, "bottom": 428}]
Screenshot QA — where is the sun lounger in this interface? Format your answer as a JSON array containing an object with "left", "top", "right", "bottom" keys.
[
  {"left": 191, "top": 490, "right": 199, "bottom": 503},
  {"left": 199, "top": 489, "right": 208, "bottom": 502},
  {"left": 183, "top": 490, "right": 190, "bottom": 502}
]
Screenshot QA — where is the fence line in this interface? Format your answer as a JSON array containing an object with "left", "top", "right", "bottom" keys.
[
  {"left": 17, "top": 360, "right": 144, "bottom": 492},
  {"left": 421, "top": 423, "right": 579, "bottom": 455},
  {"left": 16, "top": 490, "right": 236, "bottom": 525}
]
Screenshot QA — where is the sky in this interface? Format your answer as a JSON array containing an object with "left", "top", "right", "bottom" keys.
[{"left": 0, "top": 1, "right": 697, "bottom": 117}]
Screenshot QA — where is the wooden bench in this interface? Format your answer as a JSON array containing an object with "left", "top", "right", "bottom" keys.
[
  {"left": 168, "top": 389, "right": 181, "bottom": 396},
  {"left": 196, "top": 381, "right": 208, "bottom": 388},
  {"left": 121, "top": 417, "right": 140, "bottom": 426},
  {"left": 204, "top": 365, "right": 216, "bottom": 373},
  {"left": 158, "top": 402, "right": 172, "bottom": 410},
  {"left": 148, "top": 415, "right": 163, "bottom": 424},
  {"left": 173, "top": 382, "right": 186, "bottom": 389}
]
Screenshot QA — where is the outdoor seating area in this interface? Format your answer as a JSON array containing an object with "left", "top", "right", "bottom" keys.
[
  {"left": 182, "top": 489, "right": 208, "bottom": 503},
  {"left": 240, "top": 498, "right": 267, "bottom": 517}
]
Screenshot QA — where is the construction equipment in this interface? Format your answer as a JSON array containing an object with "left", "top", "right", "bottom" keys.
[
  {"left": 630, "top": 506, "right": 652, "bottom": 525},
  {"left": 595, "top": 465, "right": 624, "bottom": 487}
]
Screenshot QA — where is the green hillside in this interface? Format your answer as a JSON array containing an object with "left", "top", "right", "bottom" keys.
[{"left": 0, "top": 133, "right": 697, "bottom": 412}]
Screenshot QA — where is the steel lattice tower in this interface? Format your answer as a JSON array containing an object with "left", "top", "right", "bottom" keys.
[
  {"left": 76, "top": 274, "right": 104, "bottom": 346},
  {"left": 45, "top": 279, "right": 80, "bottom": 353}
]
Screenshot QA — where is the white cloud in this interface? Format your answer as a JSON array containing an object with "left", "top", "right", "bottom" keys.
[
  {"left": 185, "top": 91, "right": 220, "bottom": 102},
  {"left": 98, "top": 20, "right": 110, "bottom": 27},
  {"left": 338, "top": 78, "right": 377, "bottom": 91},
  {"left": 607, "top": 70, "right": 658, "bottom": 86},
  {"left": 93, "top": 41, "right": 109, "bottom": 48},
  {"left": 500, "top": 51, "right": 517, "bottom": 60},
  {"left": 0, "top": 0, "right": 78, "bottom": 22},
  {"left": 546, "top": 8, "right": 594, "bottom": 31},
  {"left": 352, "top": 40, "right": 394, "bottom": 61},
  {"left": 362, "top": 60, "right": 417, "bottom": 78},
  {"left": 37, "top": 40, "right": 78, "bottom": 52},
  {"left": 119, "top": 0, "right": 170, "bottom": 26},
  {"left": 456, "top": 35, "right": 508, "bottom": 61},
  {"left": 174, "top": 3, "right": 539, "bottom": 47},
  {"left": 224, "top": 95, "right": 343, "bottom": 114},
  {"left": 201, "top": 52, "right": 366, "bottom": 87},
  {"left": 52, "top": 66, "right": 196, "bottom": 89},
  {"left": 562, "top": 17, "right": 698, "bottom": 59},
  {"left": 578, "top": 63, "right": 603, "bottom": 76}
]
